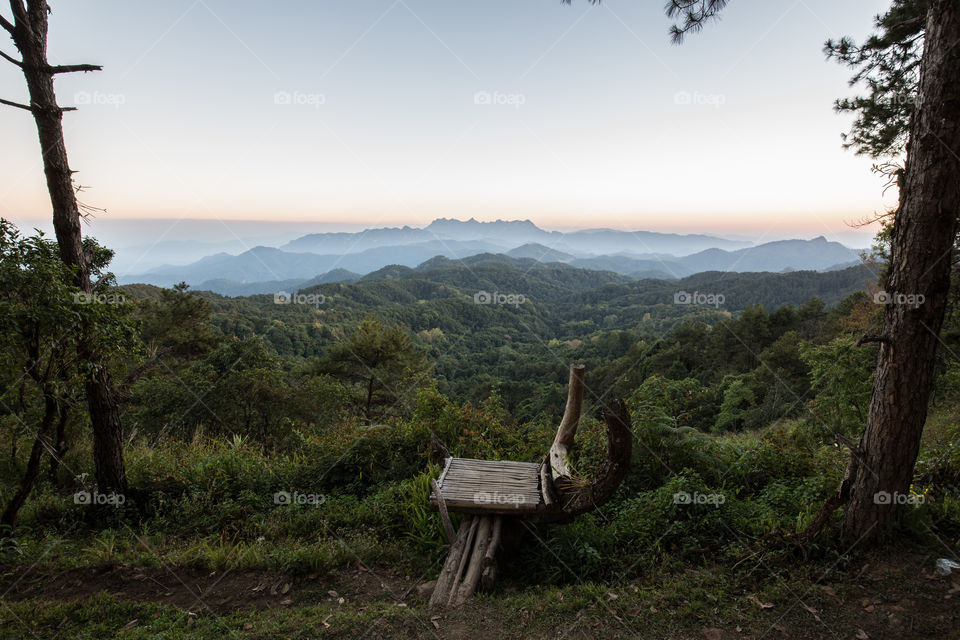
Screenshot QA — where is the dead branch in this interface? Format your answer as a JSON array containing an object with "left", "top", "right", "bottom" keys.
[
  {"left": 535, "top": 399, "right": 632, "bottom": 523},
  {"left": 550, "top": 363, "right": 585, "bottom": 479},
  {"left": 856, "top": 333, "right": 891, "bottom": 347},
  {"left": 0, "top": 96, "right": 30, "bottom": 111},
  {"left": 48, "top": 63, "right": 101, "bottom": 74},
  {"left": 0, "top": 13, "right": 14, "bottom": 34},
  {"left": 0, "top": 49, "right": 22, "bottom": 66}
]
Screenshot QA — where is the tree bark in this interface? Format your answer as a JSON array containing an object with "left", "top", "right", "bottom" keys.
[
  {"left": 550, "top": 364, "right": 585, "bottom": 480},
  {"left": 5, "top": 1, "right": 126, "bottom": 492},
  {"left": 842, "top": 0, "right": 960, "bottom": 541}
]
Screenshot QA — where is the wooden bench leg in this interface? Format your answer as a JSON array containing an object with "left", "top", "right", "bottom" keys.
[{"left": 429, "top": 515, "right": 503, "bottom": 609}]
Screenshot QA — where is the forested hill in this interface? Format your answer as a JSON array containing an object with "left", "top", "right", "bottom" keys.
[
  {"left": 121, "top": 261, "right": 874, "bottom": 421},
  {"left": 125, "top": 261, "right": 873, "bottom": 350}
]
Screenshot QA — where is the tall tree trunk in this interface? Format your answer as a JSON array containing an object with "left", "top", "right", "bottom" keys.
[
  {"left": 842, "top": 0, "right": 960, "bottom": 541},
  {"left": 5, "top": 0, "right": 126, "bottom": 492}
]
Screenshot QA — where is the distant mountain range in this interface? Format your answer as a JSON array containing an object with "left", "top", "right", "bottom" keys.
[{"left": 118, "top": 218, "right": 862, "bottom": 295}]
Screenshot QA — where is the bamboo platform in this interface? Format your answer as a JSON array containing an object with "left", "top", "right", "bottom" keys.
[{"left": 429, "top": 457, "right": 542, "bottom": 515}]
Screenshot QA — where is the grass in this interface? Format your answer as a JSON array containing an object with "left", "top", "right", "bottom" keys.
[{"left": 1, "top": 400, "right": 958, "bottom": 638}]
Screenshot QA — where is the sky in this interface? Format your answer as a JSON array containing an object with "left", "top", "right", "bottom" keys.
[{"left": 1, "top": 0, "right": 895, "bottom": 245}]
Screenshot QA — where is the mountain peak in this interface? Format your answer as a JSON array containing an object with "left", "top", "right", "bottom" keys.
[{"left": 426, "top": 217, "right": 540, "bottom": 231}]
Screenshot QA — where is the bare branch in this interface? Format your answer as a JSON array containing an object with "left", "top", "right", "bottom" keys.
[
  {"left": 0, "top": 96, "right": 30, "bottom": 111},
  {"left": 856, "top": 333, "right": 891, "bottom": 347},
  {"left": 0, "top": 50, "right": 98, "bottom": 73},
  {"left": 8, "top": 1, "right": 28, "bottom": 28},
  {"left": 549, "top": 363, "right": 585, "bottom": 480},
  {"left": 0, "top": 97, "right": 75, "bottom": 113},
  {"left": 0, "top": 14, "right": 14, "bottom": 35},
  {"left": 0, "top": 48, "right": 22, "bottom": 67},
  {"left": 48, "top": 63, "right": 101, "bottom": 74}
]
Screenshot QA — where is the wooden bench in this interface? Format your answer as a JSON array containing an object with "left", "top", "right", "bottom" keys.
[
  {"left": 425, "top": 364, "right": 633, "bottom": 610},
  {"left": 429, "top": 457, "right": 542, "bottom": 515}
]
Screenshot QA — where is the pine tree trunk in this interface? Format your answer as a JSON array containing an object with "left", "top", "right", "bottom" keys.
[
  {"left": 842, "top": 0, "right": 960, "bottom": 541},
  {"left": 10, "top": 1, "right": 127, "bottom": 492}
]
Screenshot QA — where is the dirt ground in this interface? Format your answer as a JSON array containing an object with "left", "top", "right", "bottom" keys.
[{"left": 1, "top": 552, "right": 958, "bottom": 639}]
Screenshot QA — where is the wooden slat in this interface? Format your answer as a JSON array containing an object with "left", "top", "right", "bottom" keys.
[{"left": 430, "top": 457, "right": 543, "bottom": 514}]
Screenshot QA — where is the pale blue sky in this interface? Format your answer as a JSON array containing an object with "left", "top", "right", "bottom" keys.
[{"left": 1, "top": 0, "right": 894, "bottom": 240}]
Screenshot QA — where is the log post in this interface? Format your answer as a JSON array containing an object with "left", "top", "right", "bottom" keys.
[
  {"left": 430, "top": 516, "right": 473, "bottom": 609},
  {"left": 431, "top": 478, "right": 456, "bottom": 543},
  {"left": 429, "top": 515, "right": 504, "bottom": 610}
]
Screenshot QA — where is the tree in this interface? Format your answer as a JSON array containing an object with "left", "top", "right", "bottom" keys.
[
  {"left": 837, "top": 1, "right": 959, "bottom": 540},
  {"left": 138, "top": 282, "right": 220, "bottom": 362},
  {"left": 0, "top": 222, "right": 136, "bottom": 525},
  {"left": 658, "top": 0, "right": 960, "bottom": 541},
  {"left": 1, "top": 1, "right": 128, "bottom": 492},
  {"left": 800, "top": 336, "right": 876, "bottom": 440},
  {"left": 713, "top": 375, "right": 755, "bottom": 432},
  {"left": 313, "top": 317, "right": 432, "bottom": 422}
]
